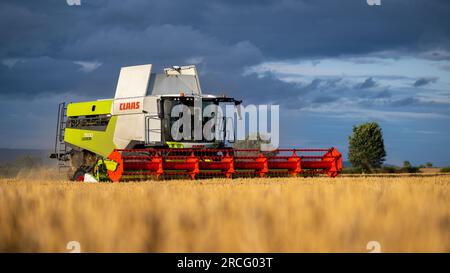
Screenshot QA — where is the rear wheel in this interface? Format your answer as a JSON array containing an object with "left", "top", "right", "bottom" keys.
[
  {"left": 69, "top": 150, "right": 97, "bottom": 181},
  {"left": 71, "top": 167, "right": 86, "bottom": 182},
  {"left": 70, "top": 150, "right": 97, "bottom": 169}
]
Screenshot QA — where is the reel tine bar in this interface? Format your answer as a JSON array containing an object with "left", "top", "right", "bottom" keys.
[{"left": 111, "top": 147, "right": 342, "bottom": 181}]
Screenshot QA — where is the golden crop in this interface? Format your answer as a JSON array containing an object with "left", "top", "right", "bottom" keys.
[{"left": 1, "top": 174, "right": 449, "bottom": 252}]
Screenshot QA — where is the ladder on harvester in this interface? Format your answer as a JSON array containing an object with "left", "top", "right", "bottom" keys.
[{"left": 50, "top": 102, "right": 71, "bottom": 172}]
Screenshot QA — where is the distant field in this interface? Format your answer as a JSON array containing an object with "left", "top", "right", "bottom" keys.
[{"left": 0, "top": 175, "right": 449, "bottom": 252}]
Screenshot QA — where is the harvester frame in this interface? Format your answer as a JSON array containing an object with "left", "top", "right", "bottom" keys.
[{"left": 51, "top": 64, "right": 342, "bottom": 182}]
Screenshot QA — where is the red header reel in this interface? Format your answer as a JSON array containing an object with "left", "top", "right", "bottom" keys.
[{"left": 105, "top": 147, "right": 342, "bottom": 182}]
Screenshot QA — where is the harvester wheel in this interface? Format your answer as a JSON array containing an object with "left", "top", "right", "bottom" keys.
[
  {"left": 69, "top": 150, "right": 97, "bottom": 178},
  {"left": 107, "top": 150, "right": 123, "bottom": 182},
  {"left": 72, "top": 167, "right": 86, "bottom": 182}
]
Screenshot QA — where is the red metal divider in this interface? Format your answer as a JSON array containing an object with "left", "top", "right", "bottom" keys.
[{"left": 108, "top": 147, "right": 342, "bottom": 181}]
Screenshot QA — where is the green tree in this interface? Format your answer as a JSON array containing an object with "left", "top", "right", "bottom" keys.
[
  {"left": 401, "top": 160, "right": 419, "bottom": 173},
  {"left": 348, "top": 122, "right": 386, "bottom": 172}
]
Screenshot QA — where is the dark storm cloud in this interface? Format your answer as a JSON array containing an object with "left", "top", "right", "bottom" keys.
[
  {"left": 273, "top": 78, "right": 348, "bottom": 108},
  {"left": 312, "top": 96, "right": 340, "bottom": 104},
  {"left": 355, "top": 77, "right": 377, "bottom": 89},
  {"left": 201, "top": 0, "right": 450, "bottom": 59},
  {"left": 1, "top": 0, "right": 450, "bottom": 99},
  {"left": 418, "top": 49, "right": 450, "bottom": 61},
  {"left": 264, "top": 77, "right": 372, "bottom": 109},
  {"left": 374, "top": 89, "right": 392, "bottom": 99},
  {"left": 203, "top": 72, "right": 302, "bottom": 105},
  {"left": 390, "top": 97, "right": 419, "bottom": 107},
  {"left": 413, "top": 77, "right": 438, "bottom": 87},
  {"left": 0, "top": 57, "right": 96, "bottom": 98}
]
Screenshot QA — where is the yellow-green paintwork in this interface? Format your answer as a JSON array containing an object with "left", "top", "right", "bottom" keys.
[
  {"left": 64, "top": 116, "right": 118, "bottom": 157},
  {"left": 94, "top": 159, "right": 118, "bottom": 181},
  {"left": 166, "top": 141, "right": 184, "bottom": 148},
  {"left": 104, "top": 159, "right": 118, "bottom": 171},
  {"left": 67, "top": 99, "right": 113, "bottom": 117}
]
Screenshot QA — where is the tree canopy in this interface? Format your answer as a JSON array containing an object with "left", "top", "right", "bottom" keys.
[{"left": 348, "top": 122, "right": 386, "bottom": 171}]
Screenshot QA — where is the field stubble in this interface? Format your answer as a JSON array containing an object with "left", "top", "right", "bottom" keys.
[{"left": 0, "top": 173, "right": 449, "bottom": 252}]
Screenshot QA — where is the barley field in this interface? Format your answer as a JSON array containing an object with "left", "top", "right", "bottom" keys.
[{"left": 1, "top": 172, "right": 449, "bottom": 252}]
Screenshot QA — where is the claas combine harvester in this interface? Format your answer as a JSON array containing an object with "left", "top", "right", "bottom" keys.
[{"left": 51, "top": 64, "right": 342, "bottom": 182}]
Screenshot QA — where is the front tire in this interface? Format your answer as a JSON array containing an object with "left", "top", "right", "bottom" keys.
[{"left": 71, "top": 167, "right": 86, "bottom": 182}]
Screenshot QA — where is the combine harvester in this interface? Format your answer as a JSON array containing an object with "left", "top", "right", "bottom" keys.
[{"left": 51, "top": 64, "right": 342, "bottom": 182}]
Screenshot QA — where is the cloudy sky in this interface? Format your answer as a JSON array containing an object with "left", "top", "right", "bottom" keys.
[{"left": 1, "top": 0, "right": 449, "bottom": 166}]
